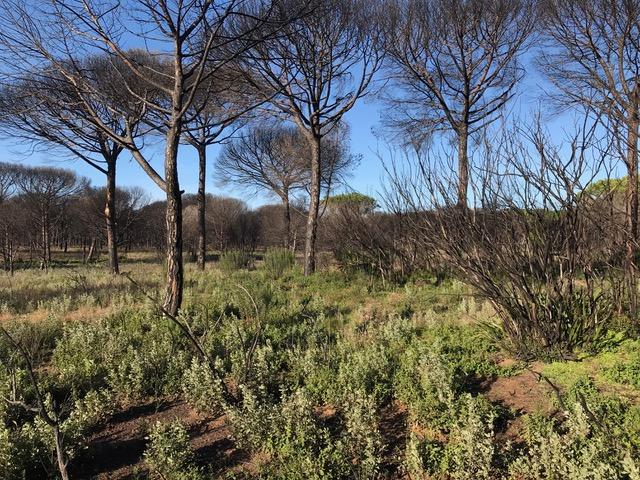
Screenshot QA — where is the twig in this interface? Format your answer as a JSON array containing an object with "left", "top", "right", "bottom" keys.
[{"left": 122, "top": 273, "right": 236, "bottom": 404}]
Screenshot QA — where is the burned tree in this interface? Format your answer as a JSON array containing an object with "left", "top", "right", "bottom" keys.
[
  {"left": 0, "top": 0, "right": 292, "bottom": 314},
  {"left": 538, "top": 0, "right": 640, "bottom": 317},
  {"left": 240, "top": 0, "right": 382, "bottom": 274},
  {"left": 382, "top": 0, "right": 535, "bottom": 207},
  {"left": 13, "top": 166, "right": 85, "bottom": 271},
  {"left": 216, "top": 124, "right": 357, "bottom": 248},
  {"left": 0, "top": 57, "right": 150, "bottom": 274},
  {"left": 384, "top": 120, "right": 621, "bottom": 358},
  {"left": 181, "top": 72, "right": 255, "bottom": 270},
  {"left": 0, "top": 162, "right": 19, "bottom": 273}
]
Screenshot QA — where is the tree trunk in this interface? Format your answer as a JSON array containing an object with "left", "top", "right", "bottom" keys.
[
  {"left": 88, "top": 238, "right": 97, "bottom": 263},
  {"left": 7, "top": 239, "right": 12, "bottom": 276},
  {"left": 625, "top": 110, "right": 639, "bottom": 320},
  {"left": 457, "top": 125, "right": 469, "bottom": 208},
  {"left": 163, "top": 125, "right": 183, "bottom": 316},
  {"left": 41, "top": 211, "right": 48, "bottom": 271},
  {"left": 53, "top": 423, "right": 70, "bottom": 480},
  {"left": 196, "top": 144, "right": 207, "bottom": 271},
  {"left": 105, "top": 159, "right": 120, "bottom": 275},
  {"left": 283, "top": 193, "right": 291, "bottom": 249},
  {"left": 304, "top": 135, "right": 322, "bottom": 275}
]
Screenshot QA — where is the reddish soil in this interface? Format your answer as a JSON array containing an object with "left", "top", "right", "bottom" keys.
[
  {"left": 483, "top": 366, "right": 559, "bottom": 442},
  {"left": 72, "top": 399, "right": 249, "bottom": 479},
  {"left": 70, "top": 369, "right": 558, "bottom": 478},
  {"left": 484, "top": 369, "right": 556, "bottom": 416}
]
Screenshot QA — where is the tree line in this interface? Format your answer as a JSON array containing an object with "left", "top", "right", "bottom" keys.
[
  {"left": 0, "top": 161, "right": 335, "bottom": 272},
  {"left": 0, "top": 0, "right": 637, "bottom": 321}
]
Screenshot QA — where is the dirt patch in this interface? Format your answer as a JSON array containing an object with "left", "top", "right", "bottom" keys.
[
  {"left": 379, "top": 401, "right": 409, "bottom": 476},
  {"left": 482, "top": 367, "right": 560, "bottom": 442},
  {"left": 72, "top": 399, "right": 247, "bottom": 479},
  {"left": 485, "top": 368, "right": 556, "bottom": 416}
]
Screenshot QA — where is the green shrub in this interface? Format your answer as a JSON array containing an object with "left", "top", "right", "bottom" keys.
[
  {"left": 403, "top": 395, "right": 496, "bottom": 479},
  {"left": 510, "top": 380, "right": 640, "bottom": 480},
  {"left": 603, "top": 341, "right": 640, "bottom": 388},
  {"left": 219, "top": 250, "right": 252, "bottom": 273},
  {"left": 404, "top": 433, "right": 444, "bottom": 479},
  {"left": 144, "top": 420, "right": 203, "bottom": 480},
  {"left": 263, "top": 247, "right": 296, "bottom": 278},
  {"left": 225, "top": 386, "right": 382, "bottom": 479},
  {"left": 442, "top": 395, "right": 496, "bottom": 480},
  {"left": 395, "top": 343, "right": 458, "bottom": 429},
  {"left": 181, "top": 358, "right": 224, "bottom": 415},
  {"left": 341, "top": 391, "right": 384, "bottom": 478},
  {"left": 0, "top": 425, "right": 12, "bottom": 479}
]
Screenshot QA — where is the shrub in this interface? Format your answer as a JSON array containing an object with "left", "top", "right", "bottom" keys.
[
  {"left": 341, "top": 391, "right": 384, "bottom": 478},
  {"left": 62, "top": 389, "right": 116, "bottom": 455},
  {"left": 403, "top": 395, "right": 496, "bottom": 479},
  {"left": 0, "top": 426, "right": 12, "bottom": 479},
  {"left": 509, "top": 380, "right": 640, "bottom": 480},
  {"left": 509, "top": 405, "right": 623, "bottom": 479},
  {"left": 144, "top": 421, "right": 203, "bottom": 480},
  {"left": 225, "top": 386, "right": 382, "bottom": 479},
  {"left": 181, "top": 358, "right": 224, "bottom": 415},
  {"left": 442, "top": 395, "right": 496, "bottom": 480},
  {"left": 219, "top": 250, "right": 252, "bottom": 272},
  {"left": 395, "top": 344, "right": 458, "bottom": 429},
  {"left": 603, "top": 340, "right": 640, "bottom": 388},
  {"left": 263, "top": 247, "right": 296, "bottom": 278}
]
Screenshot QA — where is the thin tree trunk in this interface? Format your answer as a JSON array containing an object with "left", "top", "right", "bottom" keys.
[
  {"left": 283, "top": 193, "right": 291, "bottom": 249},
  {"left": 87, "top": 238, "right": 96, "bottom": 263},
  {"left": 105, "top": 159, "right": 120, "bottom": 275},
  {"left": 53, "top": 423, "right": 70, "bottom": 480},
  {"left": 196, "top": 144, "right": 206, "bottom": 271},
  {"left": 163, "top": 125, "right": 183, "bottom": 316},
  {"left": 8, "top": 240, "right": 12, "bottom": 276},
  {"left": 457, "top": 125, "right": 469, "bottom": 208},
  {"left": 41, "top": 211, "right": 47, "bottom": 271},
  {"left": 304, "top": 135, "right": 322, "bottom": 275},
  {"left": 625, "top": 111, "right": 639, "bottom": 320}
]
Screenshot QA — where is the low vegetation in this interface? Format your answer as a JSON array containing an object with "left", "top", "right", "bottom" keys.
[{"left": 0, "top": 256, "right": 638, "bottom": 478}]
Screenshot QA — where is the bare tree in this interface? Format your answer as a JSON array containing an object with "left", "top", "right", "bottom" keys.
[
  {"left": 538, "top": 0, "right": 640, "bottom": 316},
  {"left": 0, "top": 0, "right": 290, "bottom": 315},
  {"left": 181, "top": 71, "right": 256, "bottom": 270},
  {"left": 0, "top": 162, "right": 19, "bottom": 273},
  {"left": 13, "top": 165, "right": 85, "bottom": 271},
  {"left": 239, "top": 0, "right": 382, "bottom": 274},
  {"left": 383, "top": 119, "right": 622, "bottom": 358},
  {"left": 382, "top": 0, "right": 535, "bottom": 207},
  {"left": 216, "top": 124, "right": 358, "bottom": 248},
  {"left": 0, "top": 57, "right": 150, "bottom": 274}
]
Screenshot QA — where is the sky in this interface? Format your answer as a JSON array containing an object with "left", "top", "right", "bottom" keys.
[
  {"left": 0, "top": 90, "right": 389, "bottom": 208},
  {"left": 0, "top": 48, "right": 615, "bottom": 209}
]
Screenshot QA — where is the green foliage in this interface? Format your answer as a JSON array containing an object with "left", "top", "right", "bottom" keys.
[
  {"left": 326, "top": 192, "right": 377, "bottom": 212},
  {"left": 497, "top": 289, "right": 616, "bottom": 361},
  {"left": 225, "top": 387, "right": 383, "bottom": 479},
  {"left": 404, "top": 395, "right": 497, "bottom": 479},
  {"left": 181, "top": 358, "right": 224, "bottom": 415},
  {"left": 2, "top": 263, "right": 640, "bottom": 478},
  {"left": 509, "top": 379, "right": 640, "bottom": 480},
  {"left": 219, "top": 250, "right": 252, "bottom": 272},
  {"left": 603, "top": 340, "right": 640, "bottom": 388},
  {"left": 262, "top": 247, "right": 296, "bottom": 278},
  {"left": 144, "top": 421, "right": 204, "bottom": 480},
  {"left": 53, "top": 312, "right": 190, "bottom": 401},
  {"left": 583, "top": 176, "right": 635, "bottom": 198}
]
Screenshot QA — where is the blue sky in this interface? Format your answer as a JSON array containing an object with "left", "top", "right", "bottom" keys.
[
  {"left": 0, "top": 53, "right": 616, "bottom": 208},
  {"left": 0, "top": 91, "right": 388, "bottom": 207}
]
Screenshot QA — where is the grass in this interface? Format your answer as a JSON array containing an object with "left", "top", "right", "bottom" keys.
[{"left": 0, "top": 251, "right": 639, "bottom": 479}]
